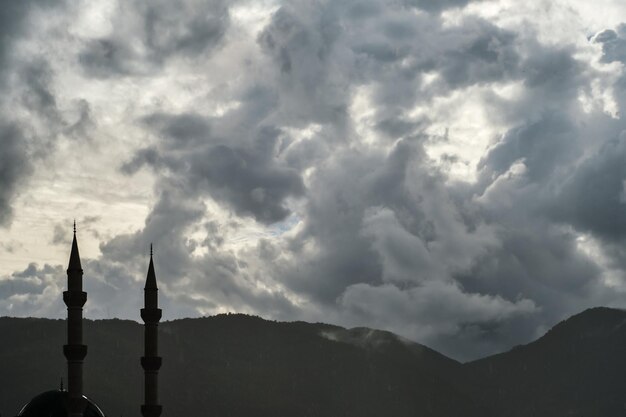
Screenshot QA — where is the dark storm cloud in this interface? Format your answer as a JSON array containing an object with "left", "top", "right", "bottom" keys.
[
  {"left": 5, "top": 0, "right": 626, "bottom": 363},
  {"left": 595, "top": 25, "right": 626, "bottom": 64},
  {"left": 120, "top": 146, "right": 162, "bottom": 175},
  {"left": 429, "top": 20, "right": 520, "bottom": 88},
  {"left": 0, "top": 0, "right": 64, "bottom": 73},
  {"left": 257, "top": 4, "right": 351, "bottom": 128},
  {"left": 8, "top": 263, "right": 61, "bottom": 291},
  {"left": 449, "top": 224, "right": 604, "bottom": 359},
  {"left": 79, "top": 39, "right": 133, "bottom": 77},
  {"left": 195, "top": 141, "right": 305, "bottom": 223},
  {"left": 478, "top": 112, "right": 576, "bottom": 183},
  {"left": 0, "top": 0, "right": 66, "bottom": 226},
  {"left": 255, "top": 2, "right": 528, "bottom": 314},
  {"left": 272, "top": 136, "right": 501, "bottom": 319},
  {"left": 521, "top": 45, "right": 583, "bottom": 96},
  {"left": 246, "top": 5, "right": 626, "bottom": 359},
  {"left": 403, "top": 0, "right": 484, "bottom": 13},
  {"left": 0, "top": 59, "right": 97, "bottom": 226},
  {"left": 476, "top": 43, "right": 591, "bottom": 188},
  {"left": 547, "top": 133, "right": 626, "bottom": 241},
  {"left": 144, "top": 113, "right": 212, "bottom": 146},
  {"left": 112, "top": 1, "right": 625, "bottom": 360},
  {"left": 275, "top": 143, "right": 413, "bottom": 302},
  {"left": 347, "top": 0, "right": 483, "bottom": 16},
  {"left": 0, "top": 263, "right": 64, "bottom": 317},
  {"left": 0, "top": 124, "right": 33, "bottom": 226},
  {"left": 12, "top": 56, "right": 96, "bottom": 149},
  {"left": 433, "top": 31, "right": 626, "bottom": 358},
  {"left": 343, "top": 12, "right": 520, "bottom": 86},
  {"left": 79, "top": 0, "right": 230, "bottom": 77},
  {"left": 18, "top": 60, "right": 65, "bottom": 136},
  {"left": 126, "top": 112, "right": 305, "bottom": 224},
  {"left": 255, "top": 1, "right": 522, "bottom": 147}
]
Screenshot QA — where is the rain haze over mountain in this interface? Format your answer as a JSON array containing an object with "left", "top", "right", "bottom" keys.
[{"left": 1, "top": 0, "right": 626, "bottom": 361}]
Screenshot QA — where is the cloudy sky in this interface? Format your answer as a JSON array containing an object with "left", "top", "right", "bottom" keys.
[{"left": 1, "top": 0, "right": 626, "bottom": 361}]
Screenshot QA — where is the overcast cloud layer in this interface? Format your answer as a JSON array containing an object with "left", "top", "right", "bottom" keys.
[{"left": 1, "top": 0, "right": 626, "bottom": 361}]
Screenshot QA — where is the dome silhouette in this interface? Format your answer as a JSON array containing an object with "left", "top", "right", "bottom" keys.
[{"left": 17, "top": 390, "right": 105, "bottom": 417}]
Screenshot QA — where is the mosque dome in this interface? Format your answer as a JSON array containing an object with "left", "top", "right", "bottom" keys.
[{"left": 17, "top": 390, "right": 106, "bottom": 417}]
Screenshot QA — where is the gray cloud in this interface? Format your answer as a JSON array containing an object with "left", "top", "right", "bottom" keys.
[
  {"left": 0, "top": 124, "right": 32, "bottom": 226},
  {"left": 404, "top": 0, "right": 485, "bottom": 13},
  {"left": 0, "top": 0, "right": 64, "bottom": 75},
  {"left": 478, "top": 112, "right": 576, "bottom": 183},
  {"left": 0, "top": 263, "right": 64, "bottom": 318},
  {"left": 126, "top": 111, "right": 306, "bottom": 224},
  {"left": 547, "top": 132, "right": 626, "bottom": 241},
  {"left": 51, "top": 224, "right": 69, "bottom": 246},
  {"left": 430, "top": 20, "right": 520, "bottom": 88},
  {"left": 120, "top": 146, "right": 163, "bottom": 176},
  {"left": 0, "top": 1, "right": 67, "bottom": 226},
  {"left": 4, "top": 0, "right": 626, "bottom": 362},
  {"left": 79, "top": 0, "right": 230, "bottom": 77},
  {"left": 595, "top": 25, "right": 626, "bottom": 64},
  {"left": 97, "top": 187, "right": 298, "bottom": 321},
  {"left": 110, "top": 4, "right": 626, "bottom": 360}
]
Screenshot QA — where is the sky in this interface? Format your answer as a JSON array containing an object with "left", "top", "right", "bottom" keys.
[{"left": 1, "top": 0, "right": 626, "bottom": 361}]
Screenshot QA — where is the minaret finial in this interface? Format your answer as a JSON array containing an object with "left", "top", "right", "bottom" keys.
[
  {"left": 150, "top": 243, "right": 153, "bottom": 257},
  {"left": 73, "top": 219, "right": 76, "bottom": 234}
]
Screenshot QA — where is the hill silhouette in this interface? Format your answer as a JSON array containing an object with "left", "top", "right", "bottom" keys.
[
  {"left": 466, "top": 307, "right": 626, "bottom": 416},
  {"left": 1, "top": 307, "right": 625, "bottom": 416},
  {"left": 0, "top": 314, "right": 489, "bottom": 417}
]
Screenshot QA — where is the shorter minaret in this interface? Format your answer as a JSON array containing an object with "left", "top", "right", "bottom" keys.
[
  {"left": 141, "top": 245, "right": 162, "bottom": 417},
  {"left": 63, "top": 222, "right": 87, "bottom": 417}
]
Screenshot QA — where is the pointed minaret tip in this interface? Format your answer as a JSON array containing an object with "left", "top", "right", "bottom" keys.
[
  {"left": 68, "top": 227, "right": 82, "bottom": 271},
  {"left": 145, "top": 245, "right": 157, "bottom": 290}
]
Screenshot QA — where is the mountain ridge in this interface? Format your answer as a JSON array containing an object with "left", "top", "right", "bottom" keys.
[
  {"left": 465, "top": 306, "right": 626, "bottom": 417},
  {"left": 1, "top": 307, "right": 625, "bottom": 416}
]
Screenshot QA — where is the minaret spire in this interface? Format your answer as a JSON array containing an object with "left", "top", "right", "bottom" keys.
[
  {"left": 63, "top": 224, "right": 87, "bottom": 417},
  {"left": 141, "top": 245, "right": 162, "bottom": 417}
]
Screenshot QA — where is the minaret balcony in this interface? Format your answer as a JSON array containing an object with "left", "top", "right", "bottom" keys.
[
  {"left": 140, "top": 308, "right": 162, "bottom": 323},
  {"left": 141, "top": 356, "right": 162, "bottom": 371},
  {"left": 63, "top": 344, "right": 87, "bottom": 360},
  {"left": 63, "top": 291, "right": 87, "bottom": 307}
]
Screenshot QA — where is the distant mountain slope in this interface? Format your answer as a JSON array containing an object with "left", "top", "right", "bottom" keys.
[
  {"left": 5, "top": 308, "right": 626, "bottom": 417},
  {"left": 466, "top": 307, "right": 626, "bottom": 417},
  {"left": 0, "top": 314, "right": 491, "bottom": 417}
]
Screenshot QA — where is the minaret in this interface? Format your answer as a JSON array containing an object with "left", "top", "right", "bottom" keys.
[
  {"left": 63, "top": 222, "right": 87, "bottom": 417},
  {"left": 141, "top": 245, "right": 162, "bottom": 417}
]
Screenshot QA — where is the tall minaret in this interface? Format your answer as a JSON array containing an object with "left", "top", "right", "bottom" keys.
[
  {"left": 63, "top": 222, "right": 87, "bottom": 417},
  {"left": 141, "top": 245, "right": 162, "bottom": 417}
]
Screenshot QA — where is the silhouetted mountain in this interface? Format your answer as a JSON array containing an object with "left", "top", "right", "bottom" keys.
[
  {"left": 3, "top": 308, "right": 626, "bottom": 416},
  {"left": 466, "top": 307, "right": 626, "bottom": 416},
  {"left": 0, "top": 314, "right": 490, "bottom": 417}
]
